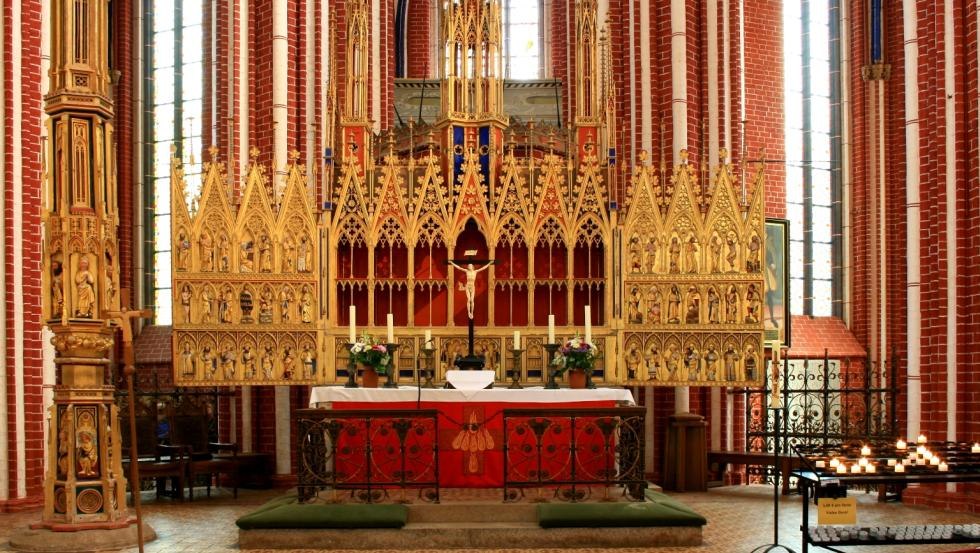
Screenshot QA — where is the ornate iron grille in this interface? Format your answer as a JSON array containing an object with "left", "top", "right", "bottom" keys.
[
  {"left": 295, "top": 408, "right": 440, "bottom": 503},
  {"left": 742, "top": 351, "right": 899, "bottom": 481},
  {"left": 502, "top": 407, "right": 646, "bottom": 502}
]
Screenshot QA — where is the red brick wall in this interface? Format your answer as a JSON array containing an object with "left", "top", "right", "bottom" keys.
[
  {"left": 114, "top": 0, "right": 134, "bottom": 296},
  {"left": 2, "top": 0, "right": 45, "bottom": 508},
  {"left": 406, "top": 0, "right": 431, "bottom": 78}
]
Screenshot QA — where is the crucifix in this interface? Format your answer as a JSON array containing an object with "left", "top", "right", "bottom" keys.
[
  {"left": 447, "top": 251, "right": 498, "bottom": 370},
  {"left": 106, "top": 307, "right": 153, "bottom": 553}
]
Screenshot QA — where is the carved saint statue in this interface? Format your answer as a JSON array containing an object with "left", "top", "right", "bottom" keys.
[
  {"left": 219, "top": 286, "right": 234, "bottom": 323},
  {"left": 647, "top": 287, "right": 662, "bottom": 324},
  {"left": 259, "top": 234, "right": 273, "bottom": 272},
  {"left": 282, "top": 346, "right": 296, "bottom": 379},
  {"left": 259, "top": 286, "right": 274, "bottom": 324},
  {"left": 685, "top": 345, "right": 701, "bottom": 381},
  {"left": 76, "top": 430, "right": 98, "bottom": 477},
  {"left": 282, "top": 236, "right": 296, "bottom": 272},
  {"left": 74, "top": 257, "right": 96, "bottom": 318},
  {"left": 200, "top": 288, "right": 213, "bottom": 323},
  {"left": 300, "top": 285, "right": 314, "bottom": 323},
  {"left": 725, "top": 285, "right": 739, "bottom": 324},
  {"left": 744, "top": 345, "right": 757, "bottom": 380},
  {"left": 666, "top": 284, "right": 681, "bottom": 323},
  {"left": 646, "top": 346, "right": 662, "bottom": 380},
  {"left": 724, "top": 345, "right": 741, "bottom": 381},
  {"left": 218, "top": 234, "right": 231, "bottom": 272},
  {"left": 707, "top": 286, "right": 720, "bottom": 323},
  {"left": 685, "top": 286, "right": 701, "bottom": 324},
  {"left": 448, "top": 260, "right": 494, "bottom": 319},
  {"left": 747, "top": 233, "right": 762, "bottom": 272},
  {"left": 180, "top": 342, "right": 195, "bottom": 376},
  {"left": 628, "top": 287, "right": 642, "bottom": 324},
  {"left": 200, "top": 231, "right": 214, "bottom": 271},
  {"left": 710, "top": 234, "right": 723, "bottom": 273},
  {"left": 684, "top": 234, "right": 699, "bottom": 274},
  {"left": 51, "top": 260, "right": 64, "bottom": 318},
  {"left": 261, "top": 346, "right": 275, "bottom": 379},
  {"left": 240, "top": 241, "right": 254, "bottom": 272},
  {"left": 180, "top": 283, "right": 192, "bottom": 323},
  {"left": 646, "top": 236, "right": 659, "bottom": 273},
  {"left": 745, "top": 283, "right": 762, "bottom": 323},
  {"left": 201, "top": 346, "right": 215, "bottom": 379},
  {"left": 297, "top": 236, "right": 311, "bottom": 273},
  {"left": 668, "top": 236, "right": 681, "bottom": 274},
  {"left": 221, "top": 346, "right": 236, "bottom": 379},
  {"left": 704, "top": 347, "right": 719, "bottom": 380},
  {"left": 625, "top": 343, "right": 641, "bottom": 380},
  {"left": 302, "top": 344, "right": 316, "bottom": 378},
  {"left": 279, "top": 287, "right": 293, "bottom": 322},
  {"left": 176, "top": 230, "right": 192, "bottom": 271},
  {"left": 726, "top": 232, "right": 738, "bottom": 272},
  {"left": 241, "top": 345, "right": 256, "bottom": 378}
]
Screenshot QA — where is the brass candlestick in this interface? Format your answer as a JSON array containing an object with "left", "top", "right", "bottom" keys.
[
  {"left": 543, "top": 343, "right": 560, "bottom": 389},
  {"left": 421, "top": 346, "right": 437, "bottom": 388},
  {"left": 344, "top": 342, "right": 358, "bottom": 388},
  {"left": 383, "top": 343, "right": 400, "bottom": 388},
  {"left": 508, "top": 348, "right": 524, "bottom": 389}
]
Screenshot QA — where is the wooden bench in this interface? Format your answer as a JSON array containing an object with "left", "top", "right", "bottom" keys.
[{"left": 707, "top": 450, "right": 801, "bottom": 495}]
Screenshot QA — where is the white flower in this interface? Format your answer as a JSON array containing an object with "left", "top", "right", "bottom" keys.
[
  {"left": 351, "top": 343, "right": 366, "bottom": 354},
  {"left": 569, "top": 337, "right": 582, "bottom": 349}
]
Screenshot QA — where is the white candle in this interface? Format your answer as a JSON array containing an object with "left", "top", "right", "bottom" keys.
[
  {"left": 584, "top": 305, "right": 592, "bottom": 343},
  {"left": 929, "top": 456, "right": 940, "bottom": 466},
  {"left": 386, "top": 313, "right": 395, "bottom": 343},
  {"left": 902, "top": 458, "right": 911, "bottom": 466},
  {"left": 424, "top": 330, "right": 432, "bottom": 347},
  {"left": 916, "top": 457, "right": 926, "bottom": 465},
  {"left": 836, "top": 464, "right": 847, "bottom": 474},
  {"left": 858, "top": 457, "right": 868, "bottom": 467},
  {"left": 547, "top": 314, "right": 556, "bottom": 344},
  {"left": 829, "top": 458, "right": 840, "bottom": 468},
  {"left": 894, "top": 463, "right": 905, "bottom": 473},
  {"left": 815, "top": 460, "right": 826, "bottom": 468},
  {"left": 887, "top": 459, "right": 897, "bottom": 466},
  {"left": 850, "top": 464, "right": 861, "bottom": 474},
  {"left": 896, "top": 439, "right": 907, "bottom": 450},
  {"left": 916, "top": 445, "right": 927, "bottom": 456},
  {"left": 917, "top": 434, "right": 928, "bottom": 444},
  {"left": 513, "top": 330, "right": 521, "bottom": 349},
  {"left": 866, "top": 464, "right": 876, "bottom": 473},
  {"left": 349, "top": 305, "right": 357, "bottom": 342},
  {"left": 938, "top": 462, "right": 948, "bottom": 472},
  {"left": 923, "top": 450, "right": 933, "bottom": 460},
  {"left": 972, "top": 443, "right": 980, "bottom": 454},
  {"left": 860, "top": 445, "right": 871, "bottom": 456}
]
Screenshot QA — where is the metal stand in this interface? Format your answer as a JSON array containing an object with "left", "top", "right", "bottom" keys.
[
  {"left": 421, "top": 346, "right": 436, "bottom": 388},
  {"left": 383, "top": 343, "right": 400, "bottom": 388},
  {"left": 344, "top": 342, "right": 358, "bottom": 388},
  {"left": 543, "top": 343, "right": 560, "bottom": 389},
  {"left": 508, "top": 348, "right": 524, "bottom": 389},
  {"left": 749, "top": 406, "right": 796, "bottom": 553},
  {"left": 584, "top": 369, "right": 596, "bottom": 389}
]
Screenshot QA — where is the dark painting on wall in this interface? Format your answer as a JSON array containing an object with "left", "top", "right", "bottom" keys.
[{"left": 764, "top": 218, "right": 790, "bottom": 347}]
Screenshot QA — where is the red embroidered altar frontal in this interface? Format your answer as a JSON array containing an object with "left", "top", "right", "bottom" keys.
[{"left": 308, "top": 387, "right": 635, "bottom": 488}]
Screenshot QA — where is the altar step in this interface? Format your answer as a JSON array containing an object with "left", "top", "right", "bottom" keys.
[{"left": 239, "top": 500, "right": 703, "bottom": 550}]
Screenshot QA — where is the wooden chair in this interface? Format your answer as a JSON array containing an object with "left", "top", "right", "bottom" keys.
[
  {"left": 168, "top": 407, "right": 239, "bottom": 501},
  {"left": 120, "top": 404, "right": 187, "bottom": 500}
]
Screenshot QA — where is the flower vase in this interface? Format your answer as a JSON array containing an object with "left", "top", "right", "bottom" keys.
[
  {"left": 568, "top": 369, "right": 587, "bottom": 389},
  {"left": 361, "top": 365, "right": 379, "bottom": 388}
]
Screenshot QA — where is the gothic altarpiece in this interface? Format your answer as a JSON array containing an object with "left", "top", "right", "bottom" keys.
[{"left": 168, "top": 0, "right": 766, "bottom": 389}]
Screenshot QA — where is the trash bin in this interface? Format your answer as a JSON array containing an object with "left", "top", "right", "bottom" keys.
[{"left": 663, "top": 413, "right": 707, "bottom": 492}]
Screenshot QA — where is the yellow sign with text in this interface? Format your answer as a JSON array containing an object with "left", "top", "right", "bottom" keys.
[{"left": 817, "top": 497, "right": 857, "bottom": 525}]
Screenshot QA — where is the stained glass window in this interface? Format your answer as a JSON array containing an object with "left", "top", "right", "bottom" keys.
[{"left": 504, "top": 0, "right": 541, "bottom": 79}]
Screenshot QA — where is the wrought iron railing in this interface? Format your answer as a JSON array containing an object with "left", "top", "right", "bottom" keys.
[
  {"left": 738, "top": 350, "right": 899, "bottom": 482},
  {"left": 501, "top": 407, "right": 646, "bottom": 502},
  {"left": 295, "top": 408, "right": 440, "bottom": 503}
]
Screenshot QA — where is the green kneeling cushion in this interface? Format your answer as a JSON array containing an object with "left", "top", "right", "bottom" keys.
[
  {"left": 537, "top": 492, "right": 706, "bottom": 528},
  {"left": 236, "top": 500, "right": 408, "bottom": 530}
]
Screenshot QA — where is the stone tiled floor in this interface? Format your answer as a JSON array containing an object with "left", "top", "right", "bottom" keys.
[{"left": 1, "top": 485, "right": 978, "bottom": 552}]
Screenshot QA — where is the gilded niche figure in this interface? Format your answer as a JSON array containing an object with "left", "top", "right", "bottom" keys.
[
  {"left": 646, "top": 346, "right": 662, "bottom": 380},
  {"left": 51, "top": 260, "right": 64, "bottom": 318},
  {"left": 625, "top": 343, "right": 641, "bottom": 379},
  {"left": 707, "top": 286, "right": 721, "bottom": 323},
  {"left": 282, "top": 346, "right": 296, "bottom": 379},
  {"left": 300, "top": 285, "right": 314, "bottom": 323},
  {"left": 685, "top": 286, "right": 701, "bottom": 324},
  {"left": 630, "top": 247, "right": 642, "bottom": 274},
  {"left": 240, "top": 240, "right": 254, "bottom": 272},
  {"left": 201, "top": 346, "right": 216, "bottom": 378},
  {"left": 219, "top": 286, "right": 234, "bottom": 323},
  {"left": 76, "top": 430, "right": 98, "bottom": 477},
  {"left": 667, "top": 284, "right": 681, "bottom": 323},
  {"left": 744, "top": 344, "right": 757, "bottom": 380},
  {"left": 725, "top": 285, "right": 739, "bottom": 323},
  {"left": 218, "top": 234, "right": 231, "bottom": 272},
  {"left": 282, "top": 236, "right": 296, "bottom": 272},
  {"left": 259, "top": 234, "right": 273, "bottom": 272},
  {"left": 647, "top": 287, "right": 662, "bottom": 324},
  {"left": 747, "top": 233, "right": 762, "bottom": 272},
  {"left": 180, "top": 283, "right": 192, "bottom": 323},
  {"left": 685, "top": 234, "right": 699, "bottom": 274},
  {"left": 745, "top": 283, "right": 762, "bottom": 323},
  {"left": 646, "top": 236, "right": 659, "bottom": 273},
  {"left": 200, "top": 288, "right": 213, "bottom": 323},
  {"left": 448, "top": 261, "right": 494, "bottom": 319},
  {"left": 302, "top": 344, "right": 316, "bottom": 377},
  {"left": 74, "top": 257, "right": 96, "bottom": 318},
  {"left": 280, "top": 287, "right": 293, "bottom": 322},
  {"left": 709, "top": 234, "right": 723, "bottom": 273},
  {"left": 240, "top": 289, "right": 254, "bottom": 323},
  {"left": 704, "top": 346, "right": 719, "bottom": 380},
  {"left": 628, "top": 287, "right": 642, "bottom": 324},
  {"left": 200, "top": 231, "right": 214, "bottom": 271},
  {"left": 259, "top": 286, "right": 274, "bottom": 323},
  {"left": 685, "top": 345, "right": 701, "bottom": 380},
  {"left": 56, "top": 410, "right": 71, "bottom": 478},
  {"left": 726, "top": 232, "right": 738, "bottom": 272},
  {"left": 242, "top": 344, "right": 256, "bottom": 378},
  {"left": 176, "top": 229, "right": 192, "bottom": 271},
  {"left": 665, "top": 345, "right": 679, "bottom": 380},
  {"left": 261, "top": 346, "right": 275, "bottom": 379},
  {"left": 724, "top": 345, "right": 741, "bottom": 380},
  {"left": 668, "top": 236, "right": 681, "bottom": 273},
  {"left": 221, "top": 345, "right": 236, "bottom": 379},
  {"left": 297, "top": 236, "right": 311, "bottom": 272},
  {"left": 180, "top": 342, "right": 195, "bottom": 376}
]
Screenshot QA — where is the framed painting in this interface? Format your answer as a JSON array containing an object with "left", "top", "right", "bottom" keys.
[{"left": 764, "top": 218, "right": 790, "bottom": 347}]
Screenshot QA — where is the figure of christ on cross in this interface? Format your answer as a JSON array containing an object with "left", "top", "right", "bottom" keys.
[
  {"left": 446, "top": 255, "right": 498, "bottom": 370},
  {"left": 448, "top": 259, "right": 495, "bottom": 320}
]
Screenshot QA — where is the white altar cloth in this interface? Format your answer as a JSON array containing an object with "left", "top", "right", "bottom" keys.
[{"left": 308, "top": 386, "right": 635, "bottom": 407}]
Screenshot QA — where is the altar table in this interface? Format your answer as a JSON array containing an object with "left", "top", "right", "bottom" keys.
[{"left": 308, "top": 386, "right": 635, "bottom": 487}]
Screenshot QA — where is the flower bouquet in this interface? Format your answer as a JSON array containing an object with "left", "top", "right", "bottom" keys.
[
  {"left": 550, "top": 336, "right": 597, "bottom": 388},
  {"left": 350, "top": 335, "right": 391, "bottom": 387}
]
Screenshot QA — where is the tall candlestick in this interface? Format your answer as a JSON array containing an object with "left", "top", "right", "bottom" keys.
[
  {"left": 424, "top": 329, "right": 432, "bottom": 347},
  {"left": 584, "top": 305, "right": 592, "bottom": 344},
  {"left": 547, "top": 315, "right": 556, "bottom": 343},
  {"left": 349, "top": 305, "right": 357, "bottom": 342},
  {"left": 513, "top": 330, "right": 521, "bottom": 348},
  {"left": 387, "top": 313, "right": 395, "bottom": 343}
]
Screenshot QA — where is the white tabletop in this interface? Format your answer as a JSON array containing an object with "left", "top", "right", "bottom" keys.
[{"left": 308, "top": 386, "right": 635, "bottom": 407}]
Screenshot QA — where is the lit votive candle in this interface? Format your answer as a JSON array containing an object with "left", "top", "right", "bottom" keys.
[
  {"left": 938, "top": 462, "right": 949, "bottom": 472},
  {"left": 829, "top": 458, "right": 840, "bottom": 468},
  {"left": 896, "top": 439, "right": 908, "bottom": 450},
  {"left": 866, "top": 464, "right": 877, "bottom": 473},
  {"left": 916, "top": 445, "right": 927, "bottom": 456},
  {"left": 815, "top": 460, "right": 826, "bottom": 468},
  {"left": 861, "top": 445, "right": 872, "bottom": 456},
  {"left": 917, "top": 434, "right": 928, "bottom": 444},
  {"left": 902, "top": 459, "right": 911, "bottom": 466},
  {"left": 858, "top": 457, "right": 869, "bottom": 467},
  {"left": 836, "top": 464, "right": 847, "bottom": 474},
  {"left": 923, "top": 451, "right": 933, "bottom": 461},
  {"left": 850, "top": 464, "right": 861, "bottom": 474},
  {"left": 895, "top": 463, "right": 905, "bottom": 473},
  {"left": 929, "top": 456, "right": 940, "bottom": 466},
  {"left": 916, "top": 457, "right": 926, "bottom": 465},
  {"left": 972, "top": 443, "right": 980, "bottom": 454},
  {"left": 887, "top": 459, "right": 897, "bottom": 467}
]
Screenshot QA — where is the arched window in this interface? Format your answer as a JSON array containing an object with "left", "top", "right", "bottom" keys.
[
  {"left": 783, "top": 0, "right": 841, "bottom": 317},
  {"left": 503, "top": 0, "right": 543, "bottom": 79},
  {"left": 144, "top": 0, "right": 204, "bottom": 324}
]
